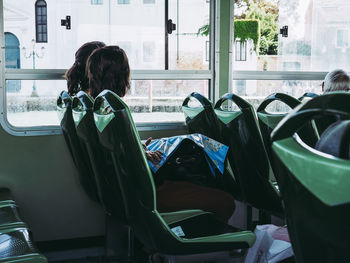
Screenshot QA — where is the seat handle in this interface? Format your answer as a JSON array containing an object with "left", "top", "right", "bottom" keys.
[
  {"left": 73, "top": 91, "right": 94, "bottom": 111},
  {"left": 271, "top": 108, "right": 350, "bottom": 141},
  {"left": 93, "top": 89, "right": 126, "bottom": 113},
  {"left": 214, "top": 93, "right": 251, "bottom": 111},
  {"left": 298, "top": 92, "right": 319, "bottom": 101},
  {"left": 57, "top": 90, "right": 72, "bottom": 108},
  {"left": 182, "top": 92, "right": 212, "bottom": 108},
  {"left": 257, "top": 93, "right": 300, "bottom": 113}
]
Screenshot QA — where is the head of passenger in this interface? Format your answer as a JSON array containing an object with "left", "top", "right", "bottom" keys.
[
  {"left": 86, "top": 45, "right": 130, "bottom": 99},
  {"left": 322, "top": 69, "right": 350, "bottom": 93},
  {"left": 65, "top": 41, "right": 106, "bottom": 96}
]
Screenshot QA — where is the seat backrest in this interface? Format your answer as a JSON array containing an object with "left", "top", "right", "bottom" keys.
[
  {"left": 182, "top": 93, "right": 242, "bottom": 199},
  {"left": 93, "top": 90, "right": 183, "bottom": 252},
  {"left": 271, "top": 95, "right": 350, "bottom": 262},
  {"left": 56, "top": 91, "right": 99, "bottom": 202},
  {"left": 214, "top": 93, "right": 283, "bottom": 214},
  {"left": 72, "top": 91, "right": 126, "bottom": 221},
  {"left": 182, "top": 92, "right": 223, "bottom": 143},
  {"left": 257, "top": 93, "right": 301, "bottom": 156},
  {"left": 315, "top": 120, "right": 350, "bottom": 160}
]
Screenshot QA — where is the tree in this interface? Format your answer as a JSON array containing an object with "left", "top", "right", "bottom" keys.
[
  {"left": 245, "top": 2, "right": 279, "bottom": 55},
  {"left": 197, "top": 0, "right": 280, "bottom": 55}
]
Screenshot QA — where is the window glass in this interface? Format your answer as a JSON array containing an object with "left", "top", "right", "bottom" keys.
[
  {"left": 91, "top": 0, "right": 103, "bottom": 5},
  {"left": 143, "top": 0, "right": 155, "bottom": 4},
  {"left": 232, "top": 79, "right": 322, "bottom": 111},
  {"left": 168, "top": 0, "right": 210, "bottom": 70},
  {"left": 35, "top": 0, "right": 48, "bottom": 43},
  {"left": 4, "top": 0, "right": 210, "bottom": 70},
  {"left": 117, "top": 0, "right": 130, "bottom": 4},
  {"left": 6, "top": 79, "right": 209, "bottom": 127},
  {"left": 233, "top": 0, "right": 350, "bottom": 72}
]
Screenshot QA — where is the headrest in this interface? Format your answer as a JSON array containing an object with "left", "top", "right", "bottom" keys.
[{"left": 315, "top": 120, "right": 350, "bottom": 160}]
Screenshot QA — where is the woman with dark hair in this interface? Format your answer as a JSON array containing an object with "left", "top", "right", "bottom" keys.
[
  {"left": 86, "top": 45, "right": 236, "bottom": 223},
  {"left": 65, "top": 41, "right": 106, "bottom": 96}
]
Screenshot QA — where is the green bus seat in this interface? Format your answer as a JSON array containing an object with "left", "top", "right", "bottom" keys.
[
  {"left": 0, "top": 223, "right": 47, "bottom": 263},
  {"left": 271, "top": 93, "right": 350, "bottom": 262},
  {"left": 72, "top": 91, "right": 126, "bottom": 222},
  {"left": 298, "top": 92, "right": 319, "bottom": 101},
  {"left": 257, "top": 92, "right": 318, "bottom": 161},
  {"left": 0, "top": 189, "right": 26, "bottom": 230},
  {"left": 182, "top": 92, "right": 223, "bottom": 143},
  {"left": 57, "top": 91, "right": 99, "bottom": 202},
  {"left": 182, "top": 93, "right": 242, "bottom": 201},
  {"left": 214, "top": 93, "right": 283, "bottom": 215},
  {"left": 93, "top": 90, "right": 256, "bottom": 256}
]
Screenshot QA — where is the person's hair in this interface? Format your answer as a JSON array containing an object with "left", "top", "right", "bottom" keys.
[
  {"left": 324, "top": 69, "right": 350, "bottom": 93},
  {"left": 87, "top": 45, "right": 130, "bottom": 99},
  {"left": 65, "top": 41, "right": 106, "bottom": 96}
]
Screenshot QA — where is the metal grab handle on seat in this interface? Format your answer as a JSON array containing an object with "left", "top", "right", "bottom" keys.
[
  {"left": 257, "top": 93, "right": 300, "bottom": 113},
  {"left": 182, "top": 92, "right": 212, "bottom": 108},
  {"left": 214, "top": 93, "right": 251, "bottom": 111},
  {"left": 57, "top": 90, "right": 72, "bottom": 108},
  {"left": 298, "top": 92, "right": 319, "bottom": 101},
  {"left": 93, "top": 90, "right": 126, "bottom": 114},
  {"left": 271, "top": 109, "right": 350, "bottom": 141}
]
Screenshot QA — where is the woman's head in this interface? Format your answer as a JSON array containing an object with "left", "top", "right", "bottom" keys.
[
  {"left": 65, "top": 41, "right": 106, "bottom": 96},
  {"left": 87, "top": 45, "right": 130, "bottom": 98}
]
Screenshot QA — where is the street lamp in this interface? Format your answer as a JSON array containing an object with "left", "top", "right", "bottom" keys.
[{"left": 22, "top": 39, "right": 45, "bottom": 97}]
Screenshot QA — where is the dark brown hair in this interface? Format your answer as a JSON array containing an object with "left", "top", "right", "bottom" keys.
[
  {"left": 65, "top": 41, "right": 106, "bottom": 96},
  {"left": 87, "top": 45, "right": 130, "bottom": 99}
]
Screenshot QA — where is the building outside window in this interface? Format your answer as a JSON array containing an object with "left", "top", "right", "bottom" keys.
[
  {"left": 143, "top": 0, "right": 155, "bottom": 4},
  {"left": 91, "top": 0, "right": 103, "bottom": 4},
  {"left": 118, "top": 0, "right": 130, "bottom": 4},
  {"left": 143, "top": 41, "right": 155, "bottom": 62},
  {"left": 336, "top": 29, "right": 349, "bottom": 48},
  {"left": 35, "top": 0, "right": 47, "bottom": 43},
  {"left": 205, "top": 41, "right": 209, "bottom": 61},
  {"left": 235, "top": 40, "right": 246, "bottom": 61}
]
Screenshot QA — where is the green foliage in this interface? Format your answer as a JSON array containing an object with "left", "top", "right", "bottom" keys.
[
  {"left": 246, "top": 2, "right": 279, "bottom": 55},
  {"left": 197, "top": 0, "right": 279, "bottom": 56},
  {"left": 234, "top": 20, "right": 260, "bottom": 52},
  {"left": 197, "top": 24, "right": 210, "bottom": 37}
]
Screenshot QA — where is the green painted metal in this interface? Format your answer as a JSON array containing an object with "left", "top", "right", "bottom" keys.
[
  {"left": 218, "top": 0, "right": 232, "bottom": 97},
  {"left": 214, "top": 109, "right": 242, "bottom": 124},
  {"left": 182, "top": 106, "right": 204, "bottom": 120},
  {"left": 273, "top": 137, "right": 350, "bottom": 206},
  {"left": 161, "top": 210, "right": 211, "bottom": 226},
  {"left": 257, "top": 112, "right": 285, "bottom": 129}
]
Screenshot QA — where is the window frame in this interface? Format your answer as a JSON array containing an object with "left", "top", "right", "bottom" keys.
[
  {"left": 235, "top": 40, "right": 246, "bottom": 61},
  {"left": 35, "top": 0, "right": 48, "bottom": 43}
]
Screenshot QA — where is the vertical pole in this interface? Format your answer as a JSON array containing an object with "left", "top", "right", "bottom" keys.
[
  {"left": 165, "top": 0, "right": 169, "bottom": 70},
  {"left": 148, "top": 80, "right": 153, "bottom": 112},
  {"left": 176, "top": 0, "right": 179, "bottom": 61},
  {"left": 216, "top": 0, "right": 233, "bottom": 100}
]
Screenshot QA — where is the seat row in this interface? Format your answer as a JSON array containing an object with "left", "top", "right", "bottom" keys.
[
  {"left": 0, "top": 188, "right": 47, "bottom": 262},
  {"left": 57, "top": 90, "right": 256, "bottom": 261},
  {"left": 183, "top": 91, "right": 350, "bottom": 263}
]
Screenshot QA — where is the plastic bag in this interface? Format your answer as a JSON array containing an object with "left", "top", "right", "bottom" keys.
[{"left": 245, "top": 225, "right": 293, "bottom": 263}]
